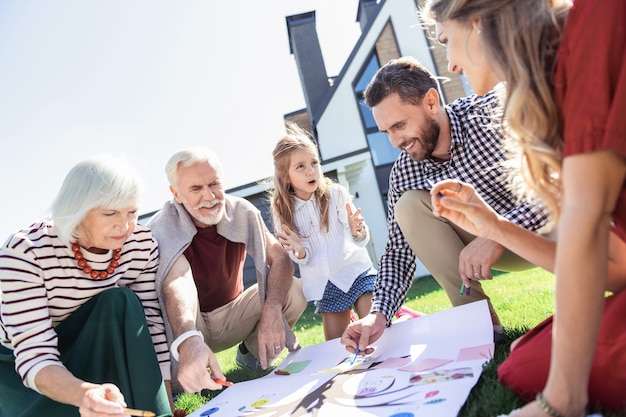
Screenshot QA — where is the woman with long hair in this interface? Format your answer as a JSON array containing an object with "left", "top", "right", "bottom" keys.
[{"left": 423, "top": 0, "right": 626, "bottom": 415}]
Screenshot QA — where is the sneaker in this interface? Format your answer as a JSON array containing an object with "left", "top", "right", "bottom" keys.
[
  {"left": 235, "top": 343, "right": 263, "bottom": 371},
  {"left": 493, "top": 325, "right": 505, "bottom": 343},
  {"left": 394, "top": 306, "right": 424, "bottom": 320},
  {"left": 349, "top": 309, "right": 357, "bottom": 322}
]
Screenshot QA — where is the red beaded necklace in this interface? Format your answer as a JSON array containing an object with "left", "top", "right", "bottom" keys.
[{"left": 71, "top": 242, "right": 122, "bottom": 280}]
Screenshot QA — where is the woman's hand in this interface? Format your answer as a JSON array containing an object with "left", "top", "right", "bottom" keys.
[
  {"left": 430, "top": 179, "right": 502, "bottom": 241},
  {"left": 35, "top": 365, "right": 132, "bottom": 416},
  {"left": 78, "top": 383, "right": 129, "bottom": 416},
  {"left": 275, "top": 225, "right": 305, "bottom": 259}
]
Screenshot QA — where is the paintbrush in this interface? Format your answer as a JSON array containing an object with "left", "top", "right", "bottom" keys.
[{"left": 122, "top": 408, "right": 155, "bottom": 417}]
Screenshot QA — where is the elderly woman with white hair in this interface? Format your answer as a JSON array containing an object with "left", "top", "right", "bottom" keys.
[{"left": 0, "top": 155, "right": 171, "bottom": 417}]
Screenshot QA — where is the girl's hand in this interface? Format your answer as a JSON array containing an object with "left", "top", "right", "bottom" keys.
[
  {"left": 430, "top": 180, "right": 501, "bottom": 241},
  {"left": 346, "top": 204, "right": 366, "bottom": 240},
  {"left": 276, "top": 225, "right": 305, "bottom": 259}
]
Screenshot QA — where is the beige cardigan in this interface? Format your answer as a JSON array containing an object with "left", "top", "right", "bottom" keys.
[{"left": 148, "top": 195, "right": 298, "bottom": 356}]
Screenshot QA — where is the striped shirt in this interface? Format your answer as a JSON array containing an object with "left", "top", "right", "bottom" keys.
[
  {"left": 372, "top": 90, "right": 550, "bottom": 322},
  {"left": 0, "top": 219, "right": 170, "bottom": 390}
]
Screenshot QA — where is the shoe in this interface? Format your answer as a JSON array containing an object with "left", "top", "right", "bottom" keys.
[
  {"left": 235, "top": 343, "right": 263, "bottom": 371},
  {"left": 350, "top": 309, "right": 357, "bottom": 322},
  {"left": 493, "top": 325, "right": 505, "bottom": 343},
  {"left": 394, "top": 306, "right": 424, "bottom": 320}
]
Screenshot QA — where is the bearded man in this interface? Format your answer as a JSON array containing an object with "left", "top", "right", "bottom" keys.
[
  {"left": 149, "top": 147, "right": 306, "bottom": 396},
  {"left": 341, "top": 57, "right": 550, "bottom": 351}
]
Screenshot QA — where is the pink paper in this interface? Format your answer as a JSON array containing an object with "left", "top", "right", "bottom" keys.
[
  {"left": 455, "top": 343, "right": 494, "bottom": 361},
  {"left": 398, "top": 357, "right": 453, "bottom": 372},
  {"left": 372, "top": 356, "right": 412, "bottom": 369}
]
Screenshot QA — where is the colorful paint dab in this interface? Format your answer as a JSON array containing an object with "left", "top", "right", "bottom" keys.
[{"left": 425, "top": 398, "right": 446, "bottom": 405}]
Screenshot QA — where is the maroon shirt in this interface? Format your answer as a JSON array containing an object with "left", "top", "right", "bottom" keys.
[
  {"left": 184, "top": 225, "right": 245, "bottom": 312},
  {"left": 553, "top": 0, "right": 626, "bottom": 241}
]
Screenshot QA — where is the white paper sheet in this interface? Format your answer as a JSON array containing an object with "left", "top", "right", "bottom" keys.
[{"left": 188, "top": 300, "right": 493, "bottom": 417}]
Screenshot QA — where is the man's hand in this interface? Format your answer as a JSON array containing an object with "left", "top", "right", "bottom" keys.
[
  {"left": 458, "top": 237, "right": 504, "bottom": 285},
  {"left": 257, "top": 305, "right": 286, "bottom": 369},
  {"left": 259, "top": 227, "right": 295, "bottom": 369},
  {"left": 177, "top": 335, "right": 225, "bottom": 393},
  {"left": 340, "top": 312, "right": 386, "bottom": 355}
]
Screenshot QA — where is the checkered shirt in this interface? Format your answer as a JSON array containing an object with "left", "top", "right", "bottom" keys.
[{"left": 372, "top": 89, "right": 550, "bottom": 323}]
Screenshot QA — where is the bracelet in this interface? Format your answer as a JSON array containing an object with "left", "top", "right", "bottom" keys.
[
  {"left": 170, "top": 330, "right": 204, "bottom": 362},
  {"left": 536, "top": 392, "right": 566, "bottom": 417}
]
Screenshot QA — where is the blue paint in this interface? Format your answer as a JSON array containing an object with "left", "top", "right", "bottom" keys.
[{"left": 425, "top": 398, "right": 446, "bottom": 405}]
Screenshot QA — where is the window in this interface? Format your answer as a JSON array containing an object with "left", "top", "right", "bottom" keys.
[
  {"left": 355, "top": 54, "right": 401, "bottom": 167},
  {"left": 367, "top": 131, "right": 401, "bottom": 166}
]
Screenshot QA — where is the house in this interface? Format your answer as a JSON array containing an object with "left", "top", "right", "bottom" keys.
[
  {"left": 232, "top": 0, "right": 471, "bottom": 285},
  {"left": 141, "top": 0, "right": 472, "bottom": 287}
]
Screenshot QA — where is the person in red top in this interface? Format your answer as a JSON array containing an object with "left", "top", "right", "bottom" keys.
[{"left": 422, "top": 0, "right": 626, "bottom": 416}]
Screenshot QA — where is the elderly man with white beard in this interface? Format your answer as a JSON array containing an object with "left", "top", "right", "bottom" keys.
[{"left": 149, "top": 147, "right": 306, "bottom": 397}]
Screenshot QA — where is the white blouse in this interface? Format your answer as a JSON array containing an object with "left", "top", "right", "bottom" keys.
[{"left": 274, "top": 184, "right": 374, "bottom": 301}]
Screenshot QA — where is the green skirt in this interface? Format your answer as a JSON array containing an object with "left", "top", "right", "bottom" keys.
[{"left": 0, "top": 287, "right": 171, "bottom": 417}]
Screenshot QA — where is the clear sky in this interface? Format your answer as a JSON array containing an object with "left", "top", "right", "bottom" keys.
[{"left": 0, "top": 0, "right": 361, "bottom": 240}]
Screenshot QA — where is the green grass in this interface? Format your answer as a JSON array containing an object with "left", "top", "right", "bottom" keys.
[{"left": 175, "top": 268, "right": 625, "bottom": 416}]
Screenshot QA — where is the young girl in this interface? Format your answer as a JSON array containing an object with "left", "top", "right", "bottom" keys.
[{"left": 270, "top": 124, "right": 377, "bottom": 341}]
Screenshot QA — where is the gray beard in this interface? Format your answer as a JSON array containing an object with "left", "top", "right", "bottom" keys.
[{"left": 181, "top": 198, "right": 225, "bottom": 226}]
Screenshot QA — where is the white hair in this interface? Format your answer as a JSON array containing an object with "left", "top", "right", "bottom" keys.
[
  {"left": 165, "top": 147, "right": 223, "bottom": 188},
  {"left": 52, "top": 154, "right": 143, "bottom": 244}
]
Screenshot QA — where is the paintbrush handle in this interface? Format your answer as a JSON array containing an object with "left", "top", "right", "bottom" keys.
[{"left": 122, "top": 408, "right": 155, "bottom": 417}]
